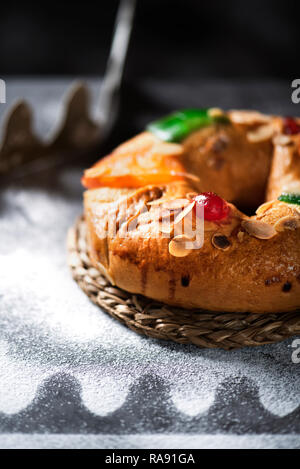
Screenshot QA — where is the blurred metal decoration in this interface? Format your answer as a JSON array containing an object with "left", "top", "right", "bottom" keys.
[{"left": 0, "top": 0, "right": 136, "bottom": 175}]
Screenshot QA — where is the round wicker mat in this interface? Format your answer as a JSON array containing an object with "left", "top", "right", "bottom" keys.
[{"left": 67, "top": 217, "right": 300, "bottom": 350}]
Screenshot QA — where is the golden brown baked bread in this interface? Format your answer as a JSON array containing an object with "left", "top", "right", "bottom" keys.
[{"left": 82, "top": 110, "right": 300, "bottom": 313}]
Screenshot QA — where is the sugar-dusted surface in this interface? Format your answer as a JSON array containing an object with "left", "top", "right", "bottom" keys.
[{"left": 0, "top": 79, "right": 299, "bottom": 448}]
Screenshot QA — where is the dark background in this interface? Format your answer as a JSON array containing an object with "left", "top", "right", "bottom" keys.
[{"left": 1, "top": 0, "right": 300, "bottom": 80}]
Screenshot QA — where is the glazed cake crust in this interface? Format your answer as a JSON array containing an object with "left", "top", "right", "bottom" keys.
[{"left": 83, "top": 110, "right": 300, "bottom": 313}]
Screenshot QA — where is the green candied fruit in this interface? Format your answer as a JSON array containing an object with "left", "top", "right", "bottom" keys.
[
  {"left": 147, "top": 108, "right": 229, "bottom": 143},
  {"left": 278, "top": 193, "right": 300, "bottom": 205}
]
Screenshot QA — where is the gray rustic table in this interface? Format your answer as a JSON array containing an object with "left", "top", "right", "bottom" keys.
[{"left": 0, "top": 78, "right": 299, "bottom": 449}]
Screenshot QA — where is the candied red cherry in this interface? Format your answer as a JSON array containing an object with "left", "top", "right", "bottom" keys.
[
  {"left": 283, "top": 117, "right": 300, "bottom": 135},
  {"left": 194, "top": 192, "right": 230, "bottom": 221}
]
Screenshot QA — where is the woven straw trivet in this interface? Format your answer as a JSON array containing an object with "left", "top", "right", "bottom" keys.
[{"left": 67, "top": 217, "right": 300, "bottom": 350}]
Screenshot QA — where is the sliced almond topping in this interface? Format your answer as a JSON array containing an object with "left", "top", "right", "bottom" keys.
[
  {"left": 208, "top": 107, "right": 225, "bottom": 118},
  {"left": 162, "top": 198, "right": 190, "bottom": 210},
  {"left": 247, "top": 124, "right": 274, "bottom": 143},
  {"left": 237, "top": 231, "right": 245, "bottom": 243},
  {"left": 274, "top": 216, "right": 300, "bottom": 232},
  {"left": 168, "top": 235, "right": 193, "bottom": 257},
  {"left": 256, "top": 201, "right": 275, "bottom": 217},
  {"left": 273, "top": 134, "right": 293, "bottom": 146},
  {"left": 152, "top": 142, "right": 183, "bottom": 156},
  {"left": 229, "top": 110, "right": 271, "bottom": 125},
  {"left": 182, "top": 172, "right": 201, "bottom": 183},
  {"left": 173, "top": 201, "right": 195, "bottom": 225},
  {"left": 241, "top": 220, "right": 277, "bottom": 239},
  {"left": 114, "top": 131, "right": 159, "bottom": 155},
  {"left": 147, "top": 198, "right": 170, "bottom": 207},
  {"left": 124, "top": 212, "right": 140, "bottom": 231},
  {"left": 211, "top": 233, "right": 231, "bottom": 251}
]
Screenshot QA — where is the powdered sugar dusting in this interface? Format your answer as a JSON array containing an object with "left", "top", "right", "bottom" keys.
[{"left": 0, "top": 167, "right": 299, "bottom": 427}]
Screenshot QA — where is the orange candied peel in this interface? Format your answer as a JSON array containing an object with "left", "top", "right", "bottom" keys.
[{"left": 81, "top": 132, "right": 193, "bottom": 189}]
